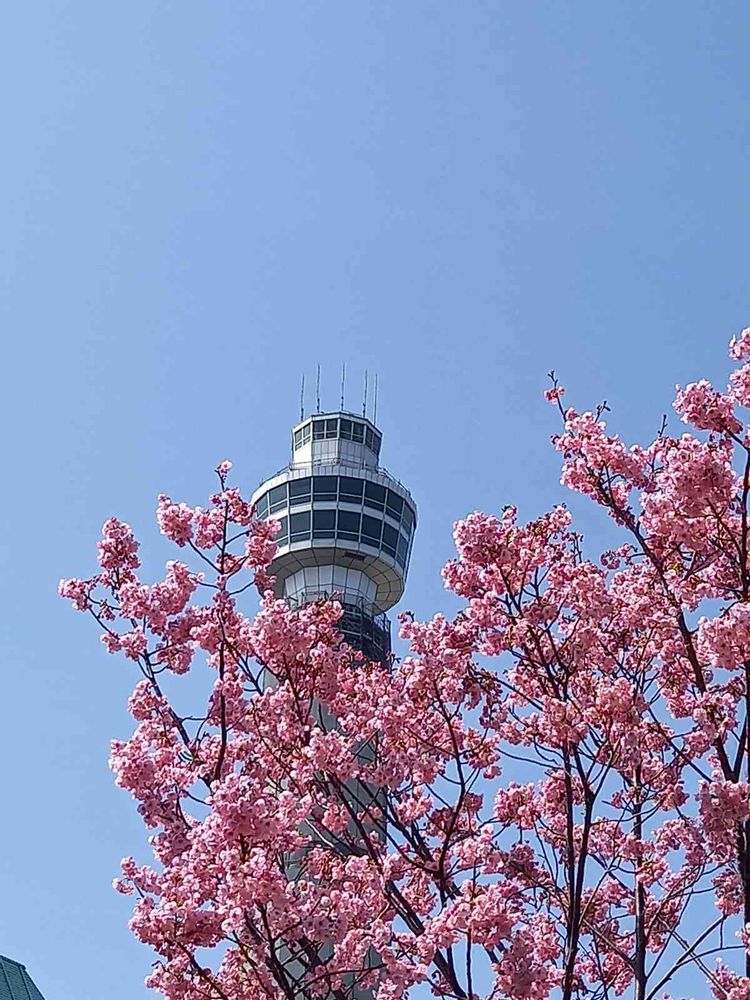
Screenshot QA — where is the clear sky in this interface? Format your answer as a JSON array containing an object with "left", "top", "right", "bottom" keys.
[{"left": 2, "top": 3, "right": 750, "bottom": 997}]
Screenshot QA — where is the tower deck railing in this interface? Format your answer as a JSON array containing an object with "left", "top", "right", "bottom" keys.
[
  {"left": 256, "top": 460, "right": 414, "bottom": 499},
  {"left": 286, "top": 591, "right": 392, "bottom": 665}
]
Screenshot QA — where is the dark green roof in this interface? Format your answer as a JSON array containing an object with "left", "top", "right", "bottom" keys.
[{"left": 0, "top": 955, "right": 46, "bottom": 1000}]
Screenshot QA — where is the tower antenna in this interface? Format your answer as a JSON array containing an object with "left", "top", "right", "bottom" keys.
[
  {"left": 363, "top": 370, "right": 368, "bottom": 418},
  {"left": 373, "top": 372, "right": 379, "bottom": 426},
  {"left": 300, "top": 374, "right": 305, "bottom": 421},
  {"left": 316, "top": 364, "right": 321, "bottom": 413},
  {"left": 340, "top": 363, "right": 346, "bottom": 411}
]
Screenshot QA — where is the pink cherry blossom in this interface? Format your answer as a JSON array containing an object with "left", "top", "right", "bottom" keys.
[
  {"left": 673, "top": 379, "right": 741, "bottom": 434},
  {"left": 62, "top": 328, "right": 750, "bottom": 1000},
  {"left": 731, "top": 326, "right": 750, "bottom": 361}
]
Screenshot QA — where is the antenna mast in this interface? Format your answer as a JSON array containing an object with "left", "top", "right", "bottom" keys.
[
  {"left": 362, "top": 370, "right": 368, "bottom": 418},
  {"left": 316, "top": 364, "right": 321, "bottom": 413},
  {"left": 373, "top": 372, "right": 378, "bottom": 426},
  {"left": 340, "top": 363, "right": 346, "bottom": 411},
  {"left": 300, "top": 374, "right": 305, "bottom": 421}
]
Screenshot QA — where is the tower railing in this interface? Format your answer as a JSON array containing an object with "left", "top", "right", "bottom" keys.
[
  {"left": 286, "top": 591, "right": 392, "bottom": 665},
  {"left": 256, "top": 461, "right": 414, "bottom": 499}
]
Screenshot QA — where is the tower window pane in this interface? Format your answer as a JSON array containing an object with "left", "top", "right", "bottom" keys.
[
  {"left": 339, "top": 477, "right": 364, "bottom": 503},
  {"left": 361, "top": 514, "right": 382, "bottom": 546},
  {"left": 302, "top": 423, "right": 311, "bottom": 444},
  {"left": 324, "top": 418, "right": 338, "bottom": 439},
  {"left": 274, "top": 515, "right": 289, "bottom": 546},
  {"left": 290, "top": 511, "right": 311, "bottom": 542},
  {"left": 313, "top": 420, "right": 326, "bottom": 440},
  {"left": 402, "top": 504, "right": 415, "bottom": 534},
  {"left": 337, "top": 509, "right": 361, "bottom": 541},
  {"left": 289, "top": 478, "right": 311, "bottom": 505},
  {"left": 268, "top": 484, "right": 287, "bottom": 513},
  {"left": 373, "top": 432, "right": 382, "bottom": 454},
  {"left": 386, "top": 490, "right": 404, "bottom": 520},
  {"left": 313, "top": 476, "right": 338, "bottom": 501},
  {"left": 364, "top": 481, "right": 386, "bottom": 510},
  {"left": 396, "top": 534, "right": 408, "bottom": 566},
  {"left": 340, "top": 418, "right": 353, "bottom": 440},
  {"left": 382, "top": 523, "right": 398, "bottom": 557},
  {"left": 293, "top": 429, "right": 303, "bottom": 450},
  {"left": 255, "top": 493, "right": 269, "bottom": 518},
  {"left": 365, "top": 427, "right": 374, "bottom": 450},
  {"left": 313, "top": 509, "right": 336, "bottom": 538},
  {"left": 352, "top": 422, "right": 364, "bottom": 443}
]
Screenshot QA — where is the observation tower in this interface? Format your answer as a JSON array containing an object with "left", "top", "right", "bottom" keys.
[
  {"left": 252, "top": 408, "right": 417, "bottom": 665},
  {"left": 252, "top": 402, "right": 416, "bottom": 996}
]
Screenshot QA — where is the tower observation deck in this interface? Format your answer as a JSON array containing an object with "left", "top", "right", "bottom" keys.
[{"left": 252, "top": 409, "right": 417, "bottom": 664}]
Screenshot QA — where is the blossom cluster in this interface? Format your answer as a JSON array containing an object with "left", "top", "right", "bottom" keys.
[{"left": 60, "top": 331, "right": 750, "bottom": 1000}]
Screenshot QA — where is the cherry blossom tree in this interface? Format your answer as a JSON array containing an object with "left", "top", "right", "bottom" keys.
[{"left": 61, "top": 329, "right": 750, "bottom": 1000}]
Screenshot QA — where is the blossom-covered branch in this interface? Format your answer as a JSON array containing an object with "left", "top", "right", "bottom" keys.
[{"left": 61, "top": 329, "right": 750, "bottom": 1000}]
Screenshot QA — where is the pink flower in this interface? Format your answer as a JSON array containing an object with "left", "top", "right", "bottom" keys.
[
  {"left": 544, "top": 385, "right": 565, "bottom": 403},
  {"left": 192, "top": 506, "right": 224, "bottom": 548},
  {"left": 61, "top": 349, "right": 750, "bottom": 1000},
  {"left": 58, "top": 576, "right": 90, "bottom": 611},
  {"left": 730, "top": 326, "right": 750, "bottom": 361},
  {"left": 674, "top": 379, "right": 741, "bottom": 434},
  {"left": 97, "top": 518, "right": 141, "bottom": 572},
  {"left": 156, "top": 494, "right": 194, "bottom": 546}
]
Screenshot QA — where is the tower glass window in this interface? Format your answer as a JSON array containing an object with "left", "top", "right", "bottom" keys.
[
  {"left": 361, "top": 514, "right": 382, "bottom": 547},
  {"left": 339, "top": 476, "right": 364, "bottom": 504},
  {"left": 396, "top": 534, "right": 408, "bottom": 567},
  {"left": 386, "top": 490, "right": 403, "bottom": 520},
  {"left": 382, "top": 523, "right": 398, "bottom": 557},
  {"left": 289, "top": 478, "right": 311, "bottom": 505},
  {"left": 268, "top": 484, "right": 287, "bottom": 514},
  {"left": 402, "top": 504, "right": 415, "bottom": 535},
  {"left": 290, "top": 511, "right": 311, "bottom": 542},
  {"left": 313, "top": 476, "right": 338, "bottom": 501},
  {"left": 338, "top": 509, "right": 361, "bottom": 541},
  {"left": 313, "top": 509, "right": 336, "bottom": 538},
  {"left": 293, "top": 424, "right": 312, "bottom": 449},
  {"left": 313, "top": 418, "right": 338, "bottom": 440},
  {"left": 275, "top": 515, "right": 289, "bottom": 546},
  {"left": 340, "top": 418, "right": 354, "bottom": 440},
  {"left": 364, "top": 481, "right": 386, "bottom": 511}
]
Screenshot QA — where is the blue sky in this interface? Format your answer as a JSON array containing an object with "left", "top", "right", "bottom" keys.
[{"left": 2, "top": 2, "right": 750, "bottom": 997}]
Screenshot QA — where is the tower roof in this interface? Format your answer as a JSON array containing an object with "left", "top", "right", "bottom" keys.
[{"left": 0, "top": 955, "right": 46, "bottom": 1000}]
